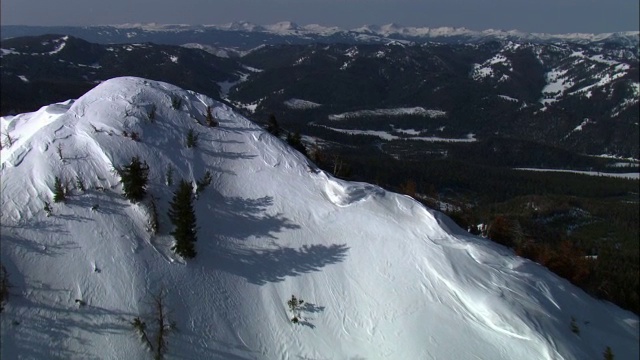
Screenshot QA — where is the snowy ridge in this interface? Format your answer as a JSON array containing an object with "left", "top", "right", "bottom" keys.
[
  {"left": 1, "top": 77, "right": 638, "bottom": 359},
  {"left": 105, "top": 22, "right": 640, "bottom": 44}
]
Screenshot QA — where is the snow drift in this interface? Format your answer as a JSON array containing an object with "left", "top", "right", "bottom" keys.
[{"left": 1, "top": 77, "right": 638, "bottom": 359}]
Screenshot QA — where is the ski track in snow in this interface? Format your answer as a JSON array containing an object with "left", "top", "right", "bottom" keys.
[{"left": 0, "top": 77, "right": 638, "bottom": 360}]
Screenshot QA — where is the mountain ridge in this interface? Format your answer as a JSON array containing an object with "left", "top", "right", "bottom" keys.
[
  {"left": 2, "top": 23, "right": 638, "bottom": 48},
  {"left": 1, "top": 76, "right": 638, "bottom": 359}
]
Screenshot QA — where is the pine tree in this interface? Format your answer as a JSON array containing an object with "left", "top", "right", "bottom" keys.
[
  {"left": 267, "top": 114, "right": 280, "bottom": 137},
  {"left": 205, "top": 106, "right": 218, "bottom": 127},
  {"left": 603, "top": 346, "right": 614, "bottom": 360},
  {"left": 186, "top": 129, "right": 198, "bottom": 148},
  {"left": 119, "top": 156, "right": 150, "bottom": 203},
  {"left": 75, "top": 175, "right": 85, "bottom": 192},
  {"left": 286, "top": 131, "right": 307, "bottom": 156},
  {"left": 195, "top": 170, "right": 212, "bottom": 195},
  {"left": 168, "top": 180, "right": 197, "bottom": 259},
  {"left": 53, "top": 176, "right": 65, "bottom": 203}
]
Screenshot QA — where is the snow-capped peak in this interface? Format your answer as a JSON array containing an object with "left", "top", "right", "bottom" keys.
[{"left": 1, "top": 77, "right": 638, "bottom": 360}]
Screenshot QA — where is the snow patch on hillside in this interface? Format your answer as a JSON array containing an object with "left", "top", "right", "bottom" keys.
[
  {"left": 471, "top": 53, "right": 513, "bottom": 81},
  {"left": 315, "top": 124, "right": 476, "bottom": 142},
  {"left": 283, "top": 98, "right": 322, "bottom": 109},
  {"left": 328, "top": 107, "right": 446, "bottom": 120}
]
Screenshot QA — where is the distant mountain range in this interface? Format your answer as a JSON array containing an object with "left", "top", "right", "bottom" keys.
[
  {"left": 2, "top": 23, "right": 639, "bottom": 51},
  {"left": 1, "top": 30, "right": 638, "bottom": 158}
]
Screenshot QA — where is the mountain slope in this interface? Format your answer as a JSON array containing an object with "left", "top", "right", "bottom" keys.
[{"left": 1, "top": 77, "right": 638, "bottom": 359}]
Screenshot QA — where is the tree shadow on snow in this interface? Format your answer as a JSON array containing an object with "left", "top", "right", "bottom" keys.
[
  {"left": 301, "top": 302, "right": 325, "bottom": 314},
  {"left": 1, "top": 231, "right": 78, "bottom": 257},
  {"left": 205, "top": 194, "right": 301, "bottom": 240},
  {"left": 0, "top": 263, "right": 131, "bottom": 360},
  {"left": 210, "top": 242, "right": 349, "bottom": 285},
  {"left": 198, "top": 192, "right": 349, "bottom": 284}
]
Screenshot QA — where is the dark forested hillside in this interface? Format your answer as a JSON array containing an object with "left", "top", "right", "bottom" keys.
[{"left": 0, "top": 35, "right": 243, "bottom": 115}]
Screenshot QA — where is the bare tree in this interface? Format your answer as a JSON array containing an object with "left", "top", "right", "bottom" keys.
[{"left": 131, "top": 287, "right": 176, "bottom": 360}]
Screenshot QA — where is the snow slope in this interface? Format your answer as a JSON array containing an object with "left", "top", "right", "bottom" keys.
[{"left": 1, "top": 77, "right": 638, "bottom": 360}]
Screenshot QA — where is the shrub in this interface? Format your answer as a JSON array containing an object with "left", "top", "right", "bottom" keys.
[
  {"left": 149, "top": 196, "right": 159, "bottom": 234},
  {"left": 2, "top": 132, "right": 14, "bottom": 148},
  {"left": 147, "top": 105, "right": 157, "bottom": 122},
  {"left": 44, "top": 201, "right": 52, "bottom": 216},
  {"left": 195, "top": 171, "right": 212, "bottom": 195},
  {"left": 287, "top": 295, "right": 304, "bottom": 323},
  {"left": 570, "top": 316, "right": 580, "bottom": 335}
]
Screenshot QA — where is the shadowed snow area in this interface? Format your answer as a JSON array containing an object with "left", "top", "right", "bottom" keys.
[{"left": 1, "top": 77, "right": 638, "bottom": 359}]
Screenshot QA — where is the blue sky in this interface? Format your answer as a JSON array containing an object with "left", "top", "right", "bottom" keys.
[{"left": 2, "top": 0, "right": 638, "bottom": 33}]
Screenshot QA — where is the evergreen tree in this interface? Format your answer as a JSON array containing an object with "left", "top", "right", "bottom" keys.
[
  {"left": 119, "top": 156, "right": 150, "bottom": 202},
  {"left": 186, "top": 129, "right": 198, "bottom": 148},
  {"left": 267, "top": 114, "right": 280, "bottom": 137},
  {"left": 205, "top": 106, "right": 218, "bottom": 127},
  {"left": 603, "top": 346, "right": 614, "bottom": 360},
  {"left": 286, "top": 131, "right": 307, "bottom": 156},
  {"left": 168, "top": 180, "right": 197, "bottom": 259},
  {"left": 53, "top": 176, "right": 65, "bottom": 203},
  {"left": 195, "top": 170, "right": 213, "bottom": 195}
]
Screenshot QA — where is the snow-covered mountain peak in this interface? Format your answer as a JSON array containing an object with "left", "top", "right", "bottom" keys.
[
  {"left": 264, "top": 21, "right": 301, "bottom": 32},
  {"left": 1, "top": 77, "right": 638, "bottom": 359}
]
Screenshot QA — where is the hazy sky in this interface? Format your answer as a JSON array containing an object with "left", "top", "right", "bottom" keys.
[{"left": 2, "top": 0, "right": 638, "bottom": 33}]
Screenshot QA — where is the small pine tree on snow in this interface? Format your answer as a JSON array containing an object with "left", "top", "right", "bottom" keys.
[
  {"left": 75, "top": 175, "right": 85, "bottom": 192},
  {"left": 185, "top": 129, "right": 198, "bottom": 148},
  {"left": 147, "top": 104, "right": 157, "bottom": 122},
  {"left": 168, "top": 180, "right": 197, "bottom": 259},
  {"left": 195, "top": 171, "right": 212, "bottom": 195},
  {"left": 267, "top": 114, "right": 280, "bottom": 137},
  {"left": 603, "top": 346, "right": 614, "bottom": 360},
  {"left": 53, "top": 176, "right": 65, "bottom": 203},
  {"left": 287, "top": 295, "right": 304, "bottom": 323},
  {"left": 44, "top": 201, "right": 52, "bottom": 216},
  {"left": 171, "top": 95, "right": 182, "bottom": 110},
  {"left": 205, "top": 106, "right": 218, "bottom": 127},
  {"left": 119, "top": 156, "right": 150, "bottom": 203},
  {"left": 148, "top": 196, "right": 159, "bottom": 234},
  {"left": 570, "top": 316, "right": 580, "bottom": 335}
]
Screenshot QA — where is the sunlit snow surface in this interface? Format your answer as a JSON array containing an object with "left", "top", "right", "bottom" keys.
[{"left": 1, "top": 77, "right": 638, "bottom": 360}]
